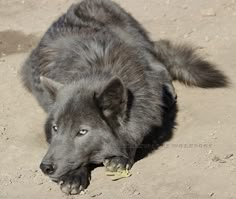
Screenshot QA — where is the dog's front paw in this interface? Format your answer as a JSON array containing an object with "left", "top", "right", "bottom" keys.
[
  {"left": 59, "top": 166, "right": 90, "bottom": 195},
  {"left": 103, "top": 157, "right": 132, "bottom": 180},
  {"left": 103, "top": 156, "right": 131, "bottom": 172}
]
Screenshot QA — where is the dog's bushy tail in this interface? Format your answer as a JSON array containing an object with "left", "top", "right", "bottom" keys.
[{"left": 154, "top": 40, "right": 229, "bottom": 88}]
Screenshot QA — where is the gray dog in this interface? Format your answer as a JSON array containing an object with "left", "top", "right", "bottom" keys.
[{"left": 21, "top": 0, "right": 228, "bottom": 195}]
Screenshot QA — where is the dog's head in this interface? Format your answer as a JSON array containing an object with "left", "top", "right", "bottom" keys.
[{"left": 39, "top": 76, "right": 129, "bottom": 181}]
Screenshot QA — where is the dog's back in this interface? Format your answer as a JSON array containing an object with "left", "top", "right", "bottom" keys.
[
  {"left": 21, "top": 0, "right": 228, "bottom": 141},
  {"left": 21, "top": 0, "right": 171, "bottom": 116}
]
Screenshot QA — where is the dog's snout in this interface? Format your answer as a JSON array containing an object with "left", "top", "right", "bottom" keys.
[{"left": 40, "top": 162, "right": 57, "bottom": 175}]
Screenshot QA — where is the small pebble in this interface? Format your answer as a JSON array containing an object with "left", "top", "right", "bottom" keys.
[
  {"left": 201, "top": 8, "right": 216, "bottom": 17},
  {"left": 210, "top": 192, "right": 214, "bottom": 197},
  {"left": 212, "top": 156, "right": 226, "bottom": 163},
  {"left": 224, "top": 154, "right": 233, "bottom": 159},
  {"left": 122, "top": 184, "right": 140, "bottom": 197},
  {"left": 205, "top": 36, "right": 210, "bottom": 42},
  {"left": 219, "top": 160, "right": 226, "bottom": 163},
  {"left": 133, "top": 191, "right": 140, "bottom": 196},
  {"left": 212, "top": 156, "right": 220, "bottom": 162},
  {"left": 182, "top": 5, "right": 188, "bottom": 9},
  {"left": 17, "top": 44, "right": 21, "bottom": 50},
  {"left": 91, "top": 192, "right": 102, "bottom": 198},
  {"left": 31, "top": 173, "right": 36, "bottom": 178},
  {"left": 208, "top": 150, "right": 213, "bottom": 155},
  {"left": 184, "top": 34, "right": 190, "bottom": 38}
]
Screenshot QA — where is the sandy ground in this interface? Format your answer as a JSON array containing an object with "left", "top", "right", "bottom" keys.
[{"left": 0, "top": 0, "right": 236, "bottom": 199}]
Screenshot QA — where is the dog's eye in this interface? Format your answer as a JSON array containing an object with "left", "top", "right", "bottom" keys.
[
  {"left": 78, "top": 129, "right": 88, "bottom": 136},
  {"left": 52, "top": 124, "right": 58, "bottom": 132}
]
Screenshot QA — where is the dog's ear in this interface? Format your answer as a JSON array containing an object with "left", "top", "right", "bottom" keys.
[
  {"left": 96, "top": 77, "right": 127, "bottom": 118},
  {"left": 40, "top": 76, "right": 63, "bottom": 100}
]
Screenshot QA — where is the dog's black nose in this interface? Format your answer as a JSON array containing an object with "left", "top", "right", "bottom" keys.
[{"left": 40, "top": 162, "right": 56, "bottom": 175}]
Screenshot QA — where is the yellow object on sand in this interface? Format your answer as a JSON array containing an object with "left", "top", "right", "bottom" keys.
[{"left": 106, "top": 169, "right": 132, "bottom": 181}]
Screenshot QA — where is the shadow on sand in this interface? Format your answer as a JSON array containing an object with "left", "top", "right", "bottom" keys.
[{"left": 135, "top": 97, "right": 178, "bottom": 162}]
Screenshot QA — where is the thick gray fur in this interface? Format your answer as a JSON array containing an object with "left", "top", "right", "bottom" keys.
[
  {"left": 21, "top": 0, "right": 228, "bottom": 195},
  {"left": 154, "top": 40, "right": 228, "bottom": 88}
]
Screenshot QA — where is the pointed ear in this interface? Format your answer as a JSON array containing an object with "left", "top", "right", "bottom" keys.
[
  {"left": 96, "top": 77, "right": 127, "bottom": 118},
  {"left": 40, "top": 76, "right": 63, "bottom": 100}
]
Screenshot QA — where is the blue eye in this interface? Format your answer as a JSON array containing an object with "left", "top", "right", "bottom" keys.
[
  {"left": 78, "top": 129, "right": 88, "bottom": 135},
  {"left": 52, "top": 124, "right": 58, "bottom": 132}
]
